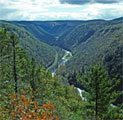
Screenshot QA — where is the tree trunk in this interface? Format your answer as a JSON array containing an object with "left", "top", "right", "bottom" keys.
[{"left": 12, "top": 37, "right": 18, "bottom": 93}]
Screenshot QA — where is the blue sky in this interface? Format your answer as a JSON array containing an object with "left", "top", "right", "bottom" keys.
[{"left": 0, "top": 0, "right": 123, "bottom": 20}]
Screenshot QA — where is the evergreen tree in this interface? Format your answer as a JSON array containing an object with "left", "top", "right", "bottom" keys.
[
  {"left": 79, "top": 64, "right": 121, "bottom": 119},
  {"left": 0, "top": 28, "right": 31, "bottom": 95},
  {"left": 11, "top": 34, "right": 18, "bottom": 93}
]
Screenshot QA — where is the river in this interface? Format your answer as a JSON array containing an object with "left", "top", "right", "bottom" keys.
[
  {"left": 51, "top": 50, "right": 119, "bottom": 105},
  {"left": 51, "top": 49, "right": 85, "bottom": 99},
  {"left": 51, "top": 49, "right": 72, "bottom": 77}
]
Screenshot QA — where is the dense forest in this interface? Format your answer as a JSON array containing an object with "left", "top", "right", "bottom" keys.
[{"left": 0, "top": 18, "right": 123, "bottom": 120}]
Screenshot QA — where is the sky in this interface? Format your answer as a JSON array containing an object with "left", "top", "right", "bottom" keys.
[{"left": 0, "top": 0, "right": 123, "bottom": 20}]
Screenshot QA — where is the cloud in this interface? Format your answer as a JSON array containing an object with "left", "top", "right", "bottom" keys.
[
  {"left": 60, "top": 0, "right": 90, "bottom": 4},
  {"left": 0, "top": 0, "right": 123, "bottom": 20},
  {"left": 95, "top": 0, "right": 119, "bottom": 3},
  {"left": 60, "top": 0, "right": 121, "bottom": 4}
]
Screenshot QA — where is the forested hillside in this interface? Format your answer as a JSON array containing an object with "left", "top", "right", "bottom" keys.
[
  {"left": 10, "top": 18, "right": 123, "bottom": 71},
  {"left": 0, "top": 28, "right": 85, "bottom": 120},
  {"left": 0, "top": 17, "right": 123, "bottom": 120},
  {"left": 11, "top": 21, "right": 83, "bottom": 46},
  {"left": 0, "top": 21, "right": 64, "bottom": 68},
  {"left": 66, "top": 22, "right": 123, "bottom": 72}
]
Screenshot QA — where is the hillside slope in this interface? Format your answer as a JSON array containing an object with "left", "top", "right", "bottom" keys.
[
  {"left": 11, "top": 21, "right": 84, "bottom": 46},
  {"left": 0, "top": 21, "right": 57, "bottom": 67},
  {"left": 9, "top": 18, "right": 123, "bottom": 76},
  {"left": 65, "top": 20, "right": 123, "bottom": 72}
]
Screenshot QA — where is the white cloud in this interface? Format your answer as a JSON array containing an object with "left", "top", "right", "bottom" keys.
[{"left": 0, "top": 0, "right": 123, "bottom": 20}]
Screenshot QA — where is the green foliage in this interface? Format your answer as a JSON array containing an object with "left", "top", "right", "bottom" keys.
[
  {"left": 104, "top": 42, "right": 123, "bottom": 104},
  {"left": 0, "top": 18, "right": 123, "bottom": 120},
  {"left": 11, "top": 21, "right": 83, "bottom": 47},
  {"left": 77, "top": 64, "right": 122, "bottom": 119},
  {"left": 65, "top": 21, "right": 123, "bottom": 75},
  {"left": 0, "top": 21, "right": 58, "bottom": 67},
  {"left": 0, "top": 28, "right": 84, "bottom": 120}
]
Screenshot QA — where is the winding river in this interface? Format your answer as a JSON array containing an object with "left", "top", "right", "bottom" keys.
[
  {"left": 50, "top": 50, "right": 119, "bottom": 106},
  {"left": 51, "top": 49, "right": 72, "bottom": 77},
  {"left": 51, "top": 49, "right": 85, "bottom": 99}
]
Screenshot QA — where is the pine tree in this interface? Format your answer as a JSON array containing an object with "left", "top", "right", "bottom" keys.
[
  {"left": 0, "top": 28, "right": 14, "bottom": 95},
  {"left": 10, "top": 34, "right": 18, "bottom": 93},
  {"left": 80, "top": 64, "right": 121, "bottom": 119},
  {"left": 0, "top": 28, "right": 31, "bottom": 94}
]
